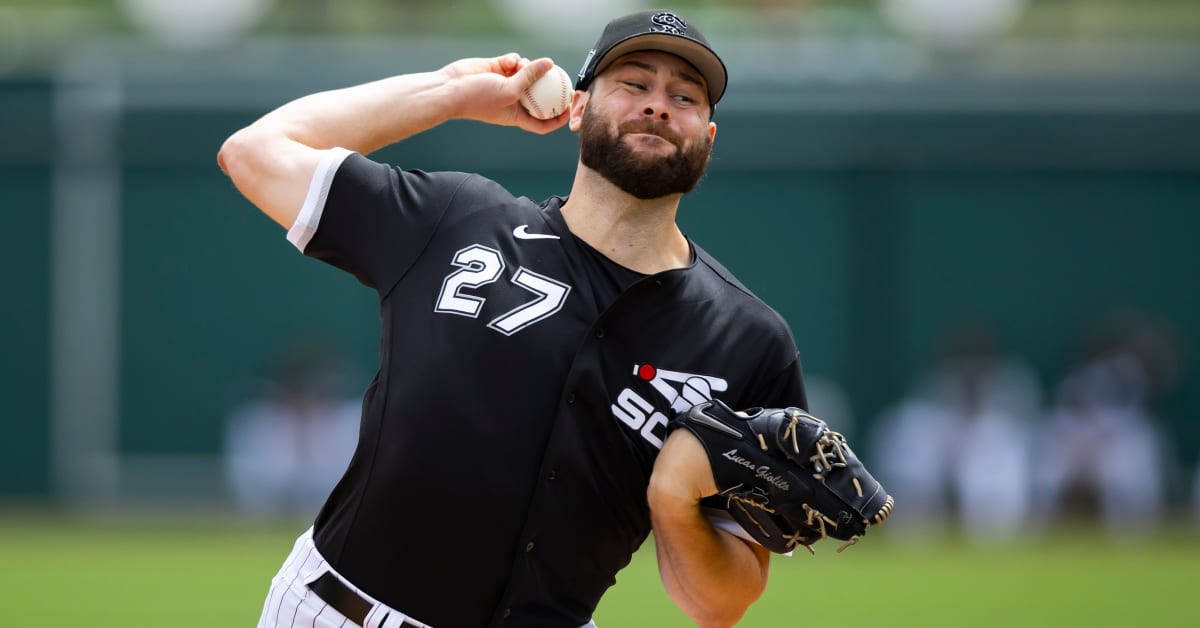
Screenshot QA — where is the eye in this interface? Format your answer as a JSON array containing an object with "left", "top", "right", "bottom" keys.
[
  {"left": 622, "top": 80, "right": 647, "bottom": 91},
  {"left": 673, "top": 94, "right": 697, "bottom": 105}
]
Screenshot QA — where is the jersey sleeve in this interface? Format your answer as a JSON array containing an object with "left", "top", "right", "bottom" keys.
[
  {"left": 752, "top": 351, "right": 808, "bottom": 411},
  {"left": 286, "top": 149, "right": 472, "bottom": 292},
  {"left": 728, "top": 310, "right": 808, "bottom": 412}
]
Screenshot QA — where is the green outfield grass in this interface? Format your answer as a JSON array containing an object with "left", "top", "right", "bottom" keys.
[{"left": 0, "top": 513, "right": 1195, "bottom": 627}]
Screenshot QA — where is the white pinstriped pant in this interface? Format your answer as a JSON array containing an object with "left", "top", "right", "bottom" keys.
[
  {"left": 256, "top": 527, "right": 598, "bottom": 628},
  {"left": 256, "top": 528, "right": 432, "bottom": 628}
]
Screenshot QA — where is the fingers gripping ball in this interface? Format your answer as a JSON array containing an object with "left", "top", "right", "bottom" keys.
[
  {"left": 673, "top": 400, "right": 895, "bottom": 555},
  {"left": 521, "top": 64, "right": 572, "bottom": 120}
]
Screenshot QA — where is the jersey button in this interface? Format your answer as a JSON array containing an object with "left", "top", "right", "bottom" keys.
[
  {"left": 548, "top": 469, "right": 557, "bottom": 481},
  {"left": 525, "top": 541, "right": 536, "bottom": 553},
  {"left": 595, "top": 328, "right": 605, "bottom": 339},
  {"left": 503, "top": 608, "right": 512, "bottom": 619},
  {"left": 567, "top": 393, "right": 576, "bottom": 404}
]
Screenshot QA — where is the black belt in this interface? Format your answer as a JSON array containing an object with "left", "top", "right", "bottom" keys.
[{"left": 308, "top": 572, "right": 422, "bottom": 628}]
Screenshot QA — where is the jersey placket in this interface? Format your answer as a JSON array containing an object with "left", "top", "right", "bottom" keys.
[{"left": 487, "top": 274, "right": 683, "bottom": 626}]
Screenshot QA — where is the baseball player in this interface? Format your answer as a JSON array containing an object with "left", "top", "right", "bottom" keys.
[{"left": 219, "top": 10, "right": 808, "bottom": 628}]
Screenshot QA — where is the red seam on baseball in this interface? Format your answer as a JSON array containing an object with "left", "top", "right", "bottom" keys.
[
  {"left": 559, "top": 74, "right": 569, "bottom": 116},
  {"left": 525, "top": 87, "right": 544, "bottom": 119}
]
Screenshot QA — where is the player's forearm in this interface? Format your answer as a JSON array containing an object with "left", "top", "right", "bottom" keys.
[
  {"left": 217, "top": 69, "right": 463, "bottom": 229},
  {"left": 241, "top": 70, "right": 459, "bottom": 156},
  {"left": 649, "top": 486, "right": 769, "bottom": 627}
]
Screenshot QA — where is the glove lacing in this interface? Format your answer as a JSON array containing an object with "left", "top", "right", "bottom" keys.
[{"left": 772, "top": 410, "right": 895, "bottom": 553}]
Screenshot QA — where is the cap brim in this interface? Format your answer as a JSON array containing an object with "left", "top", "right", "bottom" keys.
[{"left": 591, "top": 33, "right": 727, "bottom": 107}]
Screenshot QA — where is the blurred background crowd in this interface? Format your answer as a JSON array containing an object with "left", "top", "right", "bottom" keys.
[
  {"left": 2, "top": 0, "right": 1199, "bottom": 545},
  {"left": 870, "top": 312, "right": 1186, "bottom": 544}
]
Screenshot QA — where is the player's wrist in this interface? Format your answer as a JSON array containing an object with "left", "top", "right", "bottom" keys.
[
  {"left": 647, "top": 471, "right": 705, "bottom": 514},
  {"left": 427, "top": 69, "right": 479, "bottom": 122}
]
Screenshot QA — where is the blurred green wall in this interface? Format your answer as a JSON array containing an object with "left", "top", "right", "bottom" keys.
[
  {"left": 2, "top": 80, "right": 53, "bottom": 498},
  {"left": 4, "top": 63, "right": 1199, "bottom": 502}
]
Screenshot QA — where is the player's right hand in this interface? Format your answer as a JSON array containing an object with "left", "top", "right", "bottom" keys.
[{"left": 440, "top": 54, "right": 570, "bottom": 134}]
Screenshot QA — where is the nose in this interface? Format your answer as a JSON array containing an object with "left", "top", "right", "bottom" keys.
[
  {"left": 641, "top": 89, "right": 671, "bottom": 121},
  {"left": 642, "top": 106, "right": 669, "bottom": 121}
]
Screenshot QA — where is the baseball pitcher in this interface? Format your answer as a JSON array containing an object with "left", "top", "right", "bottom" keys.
[{"left": 219, "top": 10, "right": 890, "bottom": 628}]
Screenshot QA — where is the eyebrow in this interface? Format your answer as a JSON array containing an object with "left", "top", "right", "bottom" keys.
[{"left": 614, "top": 59, "right": 706, "bottom": 91}]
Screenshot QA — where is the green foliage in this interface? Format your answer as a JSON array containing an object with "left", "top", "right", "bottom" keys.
[
  {"left": 1, "top": 514, "right": 1195, "bottom": 627},
  {"left": 6, "top": 0, "right": 1200, "bottom": 38}
]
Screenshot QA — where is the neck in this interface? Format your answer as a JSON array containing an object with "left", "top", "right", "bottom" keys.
[{"left": 560, "top": 165, "right": 692, "bottom": 274}]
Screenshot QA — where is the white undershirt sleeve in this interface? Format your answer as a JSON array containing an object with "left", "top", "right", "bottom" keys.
[{"left": 704, "top": 508, "right": 793, "bottom": 557}]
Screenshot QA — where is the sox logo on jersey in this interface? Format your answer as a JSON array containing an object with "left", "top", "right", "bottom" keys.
[{"left": 611, "top": 363, "right": 728, "bottom": 449}]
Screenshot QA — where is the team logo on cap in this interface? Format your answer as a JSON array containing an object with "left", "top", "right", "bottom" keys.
[
  {"left": 578, "top": 49, "right": 596, "bottom": 82},
  {"left": 650, "top": 11, "right": 687, "bottom": 35}
]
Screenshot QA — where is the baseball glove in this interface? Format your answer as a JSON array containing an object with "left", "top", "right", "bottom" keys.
[{"left": 673, "top": 399, "right": 894, "bottom": 554}]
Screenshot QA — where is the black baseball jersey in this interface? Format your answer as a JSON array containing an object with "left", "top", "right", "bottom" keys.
[{"left": 288, "top": 149, "right": 807, "bottom": 627}]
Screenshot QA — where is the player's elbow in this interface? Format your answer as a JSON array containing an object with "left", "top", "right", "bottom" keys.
[
  {"left": 667, "top": 568, "right": 763, "bottom": 628},
  {"left": 686, "top": 603, "right": 750, "bottom": 628},
  {"left": 216, "top": 136, "right": 234, "bottom": 176},
  {"left": 216, "top": 124, "right": 317, "bottom": 230},
  {"left": 217, "top": 127, "right": 262, "bottom": 183},
  {"left": 685, "top": 554, "right": 768, "bottom": 627}
]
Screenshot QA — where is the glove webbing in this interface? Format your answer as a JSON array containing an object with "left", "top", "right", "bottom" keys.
[{"left": 754, "top": 409, "right": 894, "bottom": 553}]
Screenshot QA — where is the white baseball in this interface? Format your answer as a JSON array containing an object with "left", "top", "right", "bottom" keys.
[{"left": 520, "top": 64, "right": 573, "bottom": 120}]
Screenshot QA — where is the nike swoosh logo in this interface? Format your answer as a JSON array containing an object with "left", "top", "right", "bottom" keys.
[
  {"left": 513, "top": 225, "right": 560, "bottom": 240},
  {"left": 687, "top": 403, "right": 745, "bottom": 439}
]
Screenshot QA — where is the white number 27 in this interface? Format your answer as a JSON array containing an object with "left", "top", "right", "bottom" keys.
[{"left": 434, "top": 244, "right": 571, "bottom": 335}]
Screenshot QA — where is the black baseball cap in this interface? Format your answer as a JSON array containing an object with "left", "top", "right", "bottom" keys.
[{"left": 575, "top": 10, "right": 728, "bottom": 108}]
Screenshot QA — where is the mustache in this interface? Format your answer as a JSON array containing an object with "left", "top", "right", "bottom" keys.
[{"left": 617, "top": 121, "right": 683, "bottom": 146}]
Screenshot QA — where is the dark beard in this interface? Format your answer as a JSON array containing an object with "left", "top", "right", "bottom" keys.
[{"left": 578, "top": 106, "right": 712, "bottom": 200}]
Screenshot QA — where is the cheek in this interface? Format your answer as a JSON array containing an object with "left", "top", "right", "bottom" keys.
[
  {"left": 687, "top": 121, "right": 713, "bottom": 146},
  {"left": 680, "top": 110, "right": 708, "bottom": 132}
]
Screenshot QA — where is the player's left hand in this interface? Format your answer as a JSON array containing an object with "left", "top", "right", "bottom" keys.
[
  {"left": 440, "top": 54, "right": 570, "bottom": 134},
  {"left": 670, "top": 400, "right": 894, "bottom": 554}
]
